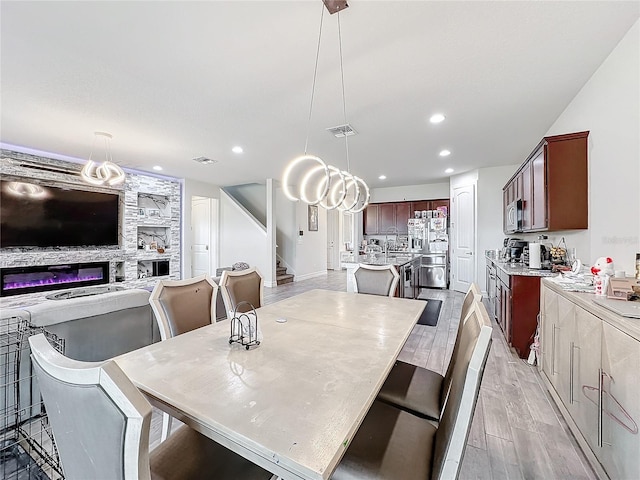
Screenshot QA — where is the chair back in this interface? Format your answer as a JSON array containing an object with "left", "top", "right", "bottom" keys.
[
  {"left": 219, "top": 267, "right": 264, "bottom": 317},
  {"left": 353, "top": 264, "right": 399, "bottom": 297},
  {"left": 28, "top": 333, "right": 152, "bottom": 480},
  {"left": 439, "top": 283, "right": 483, "bottom": 408},
  {"left": 432, "top": 302, "right": 492, "bottom": 480},
  {"left": 149, "top": 275, "right": 217, "bottom": 340}
]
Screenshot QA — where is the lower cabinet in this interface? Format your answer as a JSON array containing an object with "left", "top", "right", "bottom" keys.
[{"left": 540, "top": 283, "right": 640, "bottom": 479}]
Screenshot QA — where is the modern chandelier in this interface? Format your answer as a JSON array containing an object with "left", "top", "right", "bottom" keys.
[
  {"left": 80, "top": 131, "right": 126, "bottom": 186},
  {"left": 281, "top": 0, "right": 370, "bottom": 214}
]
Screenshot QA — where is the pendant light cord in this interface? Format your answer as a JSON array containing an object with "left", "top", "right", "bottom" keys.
[
  {"left": 304, "top": 4, "right": 325, "bottom": 155},
  {"left": 337, "top": 12, "right": 351, "bottom": 173}
]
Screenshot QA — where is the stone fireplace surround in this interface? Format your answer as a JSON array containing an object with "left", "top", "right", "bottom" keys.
[{"left": 0, "top": 149, "right": 182, "bottom": 308}]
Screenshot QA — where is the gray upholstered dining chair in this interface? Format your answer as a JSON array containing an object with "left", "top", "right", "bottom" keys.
[
  {"left": 353, "top": 264, "right": 400, "bottom": 297},
  {"left": 332, "top": 301, "right": 492, "bottom": 480},
  {"left": 219, "top": 267, "right": 264, "bottom": 318},
  {"left": 377, "top": 283, "right": 482, "bottom": 421},
  {"left": 28, "top": 333, "right": 273, "bottom": 480},
  {"left": 149, "top": 274, "right": 217, "bottom": 440}
]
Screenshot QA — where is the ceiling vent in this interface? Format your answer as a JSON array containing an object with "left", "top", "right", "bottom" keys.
[
  {"left": 192, "top": 156, "right": 218, "bottom": 165},
  {"left": 326, "top": 124, "right": 357, "bottom": 138}
]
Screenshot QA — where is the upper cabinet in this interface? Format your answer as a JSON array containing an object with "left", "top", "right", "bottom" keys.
[
  {"left": 503, "top": 131, "right": 589, "bottom": 234},
  {"left": 363, "top": 199, "right": 450, "bottom": 235}
]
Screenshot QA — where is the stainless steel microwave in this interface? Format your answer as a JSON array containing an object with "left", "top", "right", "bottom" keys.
[{"left": 505, "top": 199, "right": 522, "bottom": 233}]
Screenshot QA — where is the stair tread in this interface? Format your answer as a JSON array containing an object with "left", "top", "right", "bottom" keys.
[{"left": 276, "top": 274, "right": 294, "bottom": 279}]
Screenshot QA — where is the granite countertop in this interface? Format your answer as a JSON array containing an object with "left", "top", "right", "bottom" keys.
[
  {"left": 343, "top": 253, "right": 421, "bottom": 267},
  {"left": 486, "top": 254, "right": 558, "bottom": 278}
]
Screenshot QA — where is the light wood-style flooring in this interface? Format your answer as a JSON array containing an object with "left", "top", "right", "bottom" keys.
[{"left": 151, "top": 270, "right": 597, "bottom": 479}]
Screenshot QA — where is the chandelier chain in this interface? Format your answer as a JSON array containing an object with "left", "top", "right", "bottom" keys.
[
  {"left": 337, "top": 12, "right": 351, "bottom": 173},
  {"left": 304, "top": 4, "right": 326, "bottom": 155}
]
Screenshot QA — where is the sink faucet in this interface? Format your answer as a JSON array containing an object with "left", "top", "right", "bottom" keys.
[{"left": 385, "top": 226, "right": 399, "bottom": 258}]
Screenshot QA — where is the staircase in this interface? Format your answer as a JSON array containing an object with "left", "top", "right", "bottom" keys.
[{"left": 276, "top": 261, "right": 294, "bottom": 285}]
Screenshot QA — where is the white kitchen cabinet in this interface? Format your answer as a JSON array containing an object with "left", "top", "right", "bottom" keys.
[
  {"left": 600, "top": 322, "right": 640, "bottom": 479},
  {"left": 540, "top": 281, "right": 640, "bottom": 479}
]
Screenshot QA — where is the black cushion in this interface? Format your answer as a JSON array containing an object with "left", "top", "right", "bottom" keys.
[
  {"left": 332, "top": 400, "right": 436, "bottom": 480},
  {"left": 377, "top": 360, "right": 444, "bottom": 421}
]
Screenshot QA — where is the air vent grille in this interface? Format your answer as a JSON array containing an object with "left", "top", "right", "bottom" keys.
[
  {"left": 326, "top": 124, "right": 357, "bottom": 138},
  {"left": 193, "top": 156, "right": 218, "bottom": 165}
]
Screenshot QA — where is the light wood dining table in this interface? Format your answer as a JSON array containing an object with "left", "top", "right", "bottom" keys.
[{"left": 115, "top": 289, "right": 426, "bottom": 480}]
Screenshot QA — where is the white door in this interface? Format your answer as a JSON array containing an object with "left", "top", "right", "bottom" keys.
[
  {"left": 327, "top": 209, "right": 340, "bottom": 270},
  {"left": 191, "top": 196, "right": 217, "bottom": 277},
  {"left": 451, "top": 184, "right": 476, "bottom": 292}
]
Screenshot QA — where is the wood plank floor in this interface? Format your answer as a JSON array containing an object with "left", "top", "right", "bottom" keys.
[{"left": 151, "top": 270, "right": 597, "bottom": 479}]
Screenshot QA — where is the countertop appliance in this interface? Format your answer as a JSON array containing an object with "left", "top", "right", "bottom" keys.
[
  {"left": 528, "top": 242, "right": 542, "bottom": 269},
  {"left": 505, "top": 199, "right": 522, "bottom": 234},
  {"left": 507, "top": 239, "right": 527, "bottom": 263}
]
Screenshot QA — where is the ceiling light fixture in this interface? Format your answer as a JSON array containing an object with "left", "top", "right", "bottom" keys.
[
  {"left": 445, "top": 168, "right": 454, "bottom": 174},
  {"left": 80, "top": 132, "right": 125, "bottom": 186},
  {"left": 232, "top": 146, "right": 243, "bottom": 154},
  {"left": 153, "top": 165, "right": 163, "bottom": 171},
  {"left": 439, "top": 149, "right": 451, "bottom": 157},
  {"left": 281, "top": 1, "right": 369, "bottom": 214},
  {"left": 379, "top": 175, "right": 387, "bottom": 180},
  {"left": 430, "top": 113, "right": 446, "bottom": 124}
]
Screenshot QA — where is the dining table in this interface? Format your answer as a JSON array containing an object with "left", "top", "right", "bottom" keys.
[{"left": 115, "top": 289, "right": 427, "bottom": 480}]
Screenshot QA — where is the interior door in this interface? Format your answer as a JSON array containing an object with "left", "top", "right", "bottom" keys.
[
  {"left": 191, "top": 196, "right": 217, "bottom": 277},
  {"left": 451, "top": 184, "right": 475, "bottom": 292},
  {"left": 327, "top": 209, "right": 340, "bottom": 270}
]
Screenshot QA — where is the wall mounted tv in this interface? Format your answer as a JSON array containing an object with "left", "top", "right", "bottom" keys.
[{"left": 0, "top": 180, "right": 120, "bottom": 248}]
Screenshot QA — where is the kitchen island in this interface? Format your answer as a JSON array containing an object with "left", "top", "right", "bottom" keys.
[{"left": 342, "top": 252, "right": 422, "bottom": 298}]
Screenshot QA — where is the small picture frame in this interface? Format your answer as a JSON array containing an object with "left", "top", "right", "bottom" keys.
[
  {"left": 308, "top": 204, "right": 318, "bottom": 232},
  {"left": 138, "top": 208, "right": 146, "bottom": 217},
  {"left": 146, "top": 208, "right": 161, "bottom": 218}
]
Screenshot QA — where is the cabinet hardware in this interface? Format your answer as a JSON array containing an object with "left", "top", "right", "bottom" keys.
[
  {"left": 598, "top": 368, "right": 604, "bottom": 448},
  {"left": 569, "top": 341, "right": 574, "bottom": 404}
]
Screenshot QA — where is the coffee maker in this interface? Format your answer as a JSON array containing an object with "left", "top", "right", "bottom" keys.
[{"left": 503, "top": 238, "right": 527, "bottom": 262}]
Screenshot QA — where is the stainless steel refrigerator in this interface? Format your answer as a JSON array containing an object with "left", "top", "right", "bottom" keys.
[{"left": 409, "top": 216, "right": 449, "bottom": 289}]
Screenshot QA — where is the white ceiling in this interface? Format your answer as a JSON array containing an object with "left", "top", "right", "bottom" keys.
[{"left": 1, "top": 1, "right": 638, "bottom": 189}]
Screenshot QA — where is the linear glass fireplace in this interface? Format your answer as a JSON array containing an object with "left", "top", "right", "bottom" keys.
[{"left": 0, "top": 262, "right": 110, "bottom": 297}]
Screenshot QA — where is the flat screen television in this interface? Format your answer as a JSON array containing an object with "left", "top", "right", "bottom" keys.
[{"left": 0, "top": 180, "right": 120, "bottom": 248}]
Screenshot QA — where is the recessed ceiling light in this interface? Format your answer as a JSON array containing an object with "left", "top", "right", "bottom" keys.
[
  {"left": 430, "top": 113, "right": 446, "bottom": 124},
  {"left": 152, "top": 165, "right": 163, "bottom": 171},
  {"left": 445, "top": 168, "right": 454, "bottom": 174},
  {"left": 378, "top": 175, "right": 387, "bottom": 180},
  {"left": 232, "top": 146, "right": 243, "bottom": 154},
  {"left": 439, "top": 149, "right": 451, "bottom": 157}
]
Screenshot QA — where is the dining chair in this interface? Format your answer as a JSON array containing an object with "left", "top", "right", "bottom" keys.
[
  {"left": 219, "top": 267, "right": 264, "bottom": 318},
  {"left": 332, "top": 301, "right": 492, "bottom": 480},
  {"left": 149, "top": 274, "right": 217, "bottom": 440},
  {"left": 28, "top": 333, "right": 273, "bottom": 480},
  {"left": 353, "top": 264, "right": 400, "bottom": 297},
  {"left": 376, "top": 283, "right": 483, "bottom": 421}
]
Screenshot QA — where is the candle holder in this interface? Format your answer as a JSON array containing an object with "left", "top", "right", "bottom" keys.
[{"left": 229, "top": 301, "right": 261, "bottom": 350}]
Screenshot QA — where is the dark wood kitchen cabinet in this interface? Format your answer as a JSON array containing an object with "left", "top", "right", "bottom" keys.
[
  {"left": 504, "top": 131, "right": 589, "bottom": 233},
  {"left": 363, "top": 204, "right": 379, "bottom": 235},
  {"left": 379, "top": 203, "right": 396, "bottom": 233},
  {"left": 363, "top": 199, "right": 450, "bottom": 235},
  {"left": 496, "top": 267, "right": 541, "bottom": 359}
]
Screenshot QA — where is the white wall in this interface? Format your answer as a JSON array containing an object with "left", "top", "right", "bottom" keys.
[
  {"left": 370, "top": 182, "right": 450, "bottom": 203},
  {"left": 275, "top": 186, "right": 297, "bottom": 272},
  {"left": 546, "top": 19, "right": 640, "bottom": 273},
  {"left": 182, "top": 178, "right": 220, "bottom": 278},
  {"left": 219, "top": 190, "right": 270, "bottom": 282},
  {"left": 294, "top": 200, "right": 328, "bottom": 280}
]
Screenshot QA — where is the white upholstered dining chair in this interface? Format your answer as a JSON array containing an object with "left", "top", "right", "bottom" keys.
[
  {"left": 148, "top": 274, "right": 217, "bottom": 441},
  {"left": 377, "top": 282, "right": 482, "bottom": 421},
  {"left": 353, "top": 264, "right": 400, "bottom": 297},
  {"left": 28, "top": 333, "right": 273, "bottom": 480},
  {"left": 219, "top": 267, "right": 264, "bottom": 318},
  {"left": 332, "top": 300, "right": 492, "bottom": 480}
]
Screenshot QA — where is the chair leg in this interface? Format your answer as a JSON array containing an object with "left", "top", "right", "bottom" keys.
[{"left": 160, "top": 412, "right": 173, "bottom": 442}]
